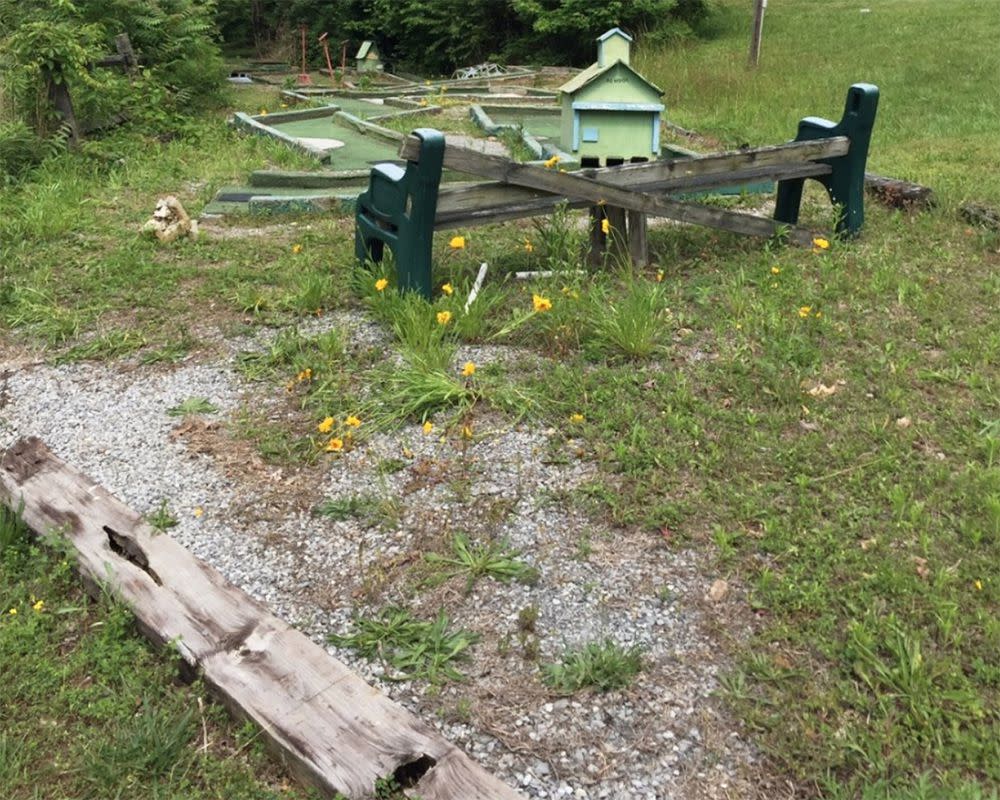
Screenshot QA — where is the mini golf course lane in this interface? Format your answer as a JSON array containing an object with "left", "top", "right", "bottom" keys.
[{"left": 269, "top": 116, "right": 401, "bottom": 166}]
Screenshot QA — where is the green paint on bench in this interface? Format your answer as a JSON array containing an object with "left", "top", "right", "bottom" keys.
[
  {"left": 774, "top": 83, "right": 880, "bottom": 237},
  {"left": 355, "top": 128, "right": 445, "bottom": 299}
]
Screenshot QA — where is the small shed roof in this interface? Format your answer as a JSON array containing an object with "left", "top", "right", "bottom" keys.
[
  {"left": 356, "top": 41, "right": 376, "bottom": 59},
  {"left": 559, "top": 60, "right": 663, "bottom": 97},
  {"left": 597, "top": 27, "right": 633, "bottom": 43}
]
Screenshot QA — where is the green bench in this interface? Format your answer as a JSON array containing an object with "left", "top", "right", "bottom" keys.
[
  {"left": 354, "top": 127, "right": 445, "bottom": 299},
  {"left": 355, "top": 84, "right": 879, "bottom": 300},
  {"left": 775, "top": 82, "right": 879, "bottom": 237}
]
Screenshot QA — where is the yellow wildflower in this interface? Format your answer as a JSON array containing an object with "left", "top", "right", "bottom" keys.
[
  {"left": 296, "top": 368, "right": 312, "bottom": 381},
  {"left": 656, "top": 270, "right": 664, "bottom": 283},
  {"left": 570, "top": 413, "right": 585, "bottom": 423},
  {"left": 422, "top": 420, "right": 434, "bottom": 435},
  {"left": 543, "top": 154, "right": 560, "bottom": 169},
  {"left": 798, "top": 306, "right": 812, "bottom": 318},
  {"left": 345, "top": 415, "right": 361, "bottom": 428},
  {"left": 7, "top": 607, "right": 16, "bottom": 616},
  {"left": 771, "top": 266, "right": 781, "bottom": 275},
  {"left": 441, "top": 283, "right": 454, "bottom": 296},
  {"left": 317, "top": 416, "right": 335, "bottom": 434},
  {"left": 461, "top": 361, "right": 476, "bottom": 377},
  {"left": 325, "top": 437, "right": 344, "bottom": 452},
  {"left": 32, "top": 599, "right": 44, "bottom": 613},
  {"left": 259, "top": 108, "right": 268, "bottom": 115},
  {"left": 449, "top": 236, "right": 466, "bottom": 249},
  {"left": 292, "top": 243, "right": 303, "bottom": 254},
  {"left": 375, "top": 278, "right": 389, "bottom": 292},
  {"left": 601, "top": 218, "right": 611, "bottom": 235},
  {"left": 524, "top": 239, "right": 534, "bottom": 253},
  {"left": 812, "top": 237, "right": 830, "bottom": 251},
  {"left": 974, "top": 579, "right": 983, "bottom": 591},
  {"left": 285, "top": 380, "right": 295, "bottom": 393},
  {"left": 193, "top": 507, "right": 204, "bottom": 518},
  {"left": 815, "top": 310, "right": 823, "bottom": 319},
  {"left": 280, "top": 103, "right": 288, "bottom": 109},
  {"left": 461, "top": 424, "right": 474, "bottom": 439},
  {"left": 532, "top": 294, "right": 552, "bottom": 312},
  {"left": 436, "top": 310, "right": 452, "bottom": 325}
]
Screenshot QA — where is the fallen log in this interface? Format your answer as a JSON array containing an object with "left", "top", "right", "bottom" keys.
[
  {"left": 864, "top": 172, "right": 935, "bottom": 209},
  {"left": 960, "top": 202, "right": 1000, "bottom": 232},
  {"left": 0, "top": 436, "right": 523, "bottom": 800}
]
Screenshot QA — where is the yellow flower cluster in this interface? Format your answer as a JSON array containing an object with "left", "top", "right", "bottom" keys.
[
  {"left": 375, "top": 278, "right": 389, "bottom": 292},
  {"left": 543, "top": 155, "right": 560, "bottom": 169},
  {"left": 449, "top": 236, "right": 466, "bottom": 250},
  {"left": 441, "top": 283, "right": 454, "bottom": 296},
  {"left": 533, "top": 294, "right": 552, "bottom": 312},
  {"left": 317, "top": 413, "right": 362, "bottom": 452},
  {"left": 461, "top": 361, "right": 476, "bottom": 377}
]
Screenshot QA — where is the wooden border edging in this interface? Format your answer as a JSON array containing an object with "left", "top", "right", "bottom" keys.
[{"left": 0, "top": 437, "right": 525, "bottom": 800}]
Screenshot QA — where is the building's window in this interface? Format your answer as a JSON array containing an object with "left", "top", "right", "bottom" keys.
[
  {"left": 581, "top": 157, "right": 601, "bottom": 168},
  {"left": 630, "top": 157, "right": 649, "bottom": 163},
  {"left": 582, "top": 127, "right": 600, "bottom": 143},
  {"left": 606, "top": 157, "right": 625, "bottom": 167}
]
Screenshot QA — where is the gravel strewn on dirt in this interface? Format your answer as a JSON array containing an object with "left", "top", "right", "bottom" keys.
[{"left": 1, "top": 329, "right": 777, "bottom": 800}]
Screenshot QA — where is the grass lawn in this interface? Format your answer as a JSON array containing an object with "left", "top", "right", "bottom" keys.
[
  {"left": 1, "top": 1, "right": 998, "bottom": 798},
  {"left": 0, "top": 509, "right": 321, "bottom": 800}
]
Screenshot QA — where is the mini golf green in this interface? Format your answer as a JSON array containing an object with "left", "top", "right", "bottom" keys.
[{"left": 267, "top": 116, "right": 401, "bottom": 167}]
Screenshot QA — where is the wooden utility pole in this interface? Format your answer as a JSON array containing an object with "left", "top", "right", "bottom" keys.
[{"left": 749, "top": 0, "right": 767, "bottom": 67}]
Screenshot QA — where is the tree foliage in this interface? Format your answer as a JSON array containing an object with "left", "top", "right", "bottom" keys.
[
  {"left": 215, "top": 0, "right": 711, "bottom": 74},
  {"left": 0, "top": 0, "right": 224, "bottom": 141}
]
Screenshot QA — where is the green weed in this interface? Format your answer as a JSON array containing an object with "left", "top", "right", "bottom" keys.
[
  {"left": 314, "top": 494, "right": 401, "bottom": 530},
  {"left": 146, "top": 499, "right": 179, "bottom": 532},
  {"left": 329, "top": 607, "right": 479, "bottom": 683},
  {"left": 166, "top": 397, "right": 218, "bottom": 417},
  {"left": 423, "top": 533, "right": 538, "bottom": 591},
  {"left": 542, "top": 639, "right": 644, "bottom": 693}
]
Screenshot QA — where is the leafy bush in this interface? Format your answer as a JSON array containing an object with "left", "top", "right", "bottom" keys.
[{"left": 0, "top": 0, "right": 224, "bottom": 165}]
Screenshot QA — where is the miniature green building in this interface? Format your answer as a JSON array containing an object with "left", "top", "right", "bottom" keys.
[
  {"left": 355, "top": 41, "right": 384, "bottom": 73},
  {"left": 559, "top": 28, "right": 664, "bottom": 167}
]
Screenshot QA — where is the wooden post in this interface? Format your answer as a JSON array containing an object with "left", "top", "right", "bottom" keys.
[
  {"left": 749, "top": 0, "right": 767, "bottom": 67},
  {"left": 114, "top": 33, "right": 137, "bottom": 72},
  {"left": 43, "top": 67, "right": 80, "bottom": 147},
  {"left": 627, "top": 210, "right": 649, "bottom": 266},
  {"left": 588, "top": 205, "right": 605, "bottom": 267}
]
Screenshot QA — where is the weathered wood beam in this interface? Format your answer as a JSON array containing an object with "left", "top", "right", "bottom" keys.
[
  {"left": 865, "top": 172, "right": 935, "bottom": 210},
  {"left": 401, "top": 137, "right": 820, "bottom": 245},
  {"left": 0, "top": 437, "right": 524, "bottom": 800},
  {"left": 433, "top": 161, "right": 830, "bottom": 223}
]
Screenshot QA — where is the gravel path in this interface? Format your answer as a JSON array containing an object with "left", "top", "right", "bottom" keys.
[{"left": 1, "top": 324, "right": 778, "bottom": 800}]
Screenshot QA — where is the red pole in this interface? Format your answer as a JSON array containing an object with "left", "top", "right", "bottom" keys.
[{"left": 319, "top": 32, "right": 334, "bottom": 77}]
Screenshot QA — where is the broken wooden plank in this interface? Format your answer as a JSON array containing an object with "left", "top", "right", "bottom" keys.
[
  {"left": 433, "top": 162, "right": 829, "bottom": 225},
  {"left": 401, "top": 136, "right": 818, "bottom": 245},
  {"left": 0, "top": 437, "right": 524, "bottom": 800}
]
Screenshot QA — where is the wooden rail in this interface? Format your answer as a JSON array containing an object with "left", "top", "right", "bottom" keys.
[
  {"left": 0, "top": 437, "right": 524, "bottom": 800},
  {"left": 400, "top": 136, "right": 845, "bottom": 245}
]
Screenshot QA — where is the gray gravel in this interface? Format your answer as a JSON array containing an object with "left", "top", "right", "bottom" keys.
[{"left": 1, "top": 326, "right": 773, "bottom": 800}]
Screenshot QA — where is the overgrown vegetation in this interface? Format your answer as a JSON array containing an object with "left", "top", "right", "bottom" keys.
[{"left": 215, "top": 0, "right": 711, "bottom": 73}]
